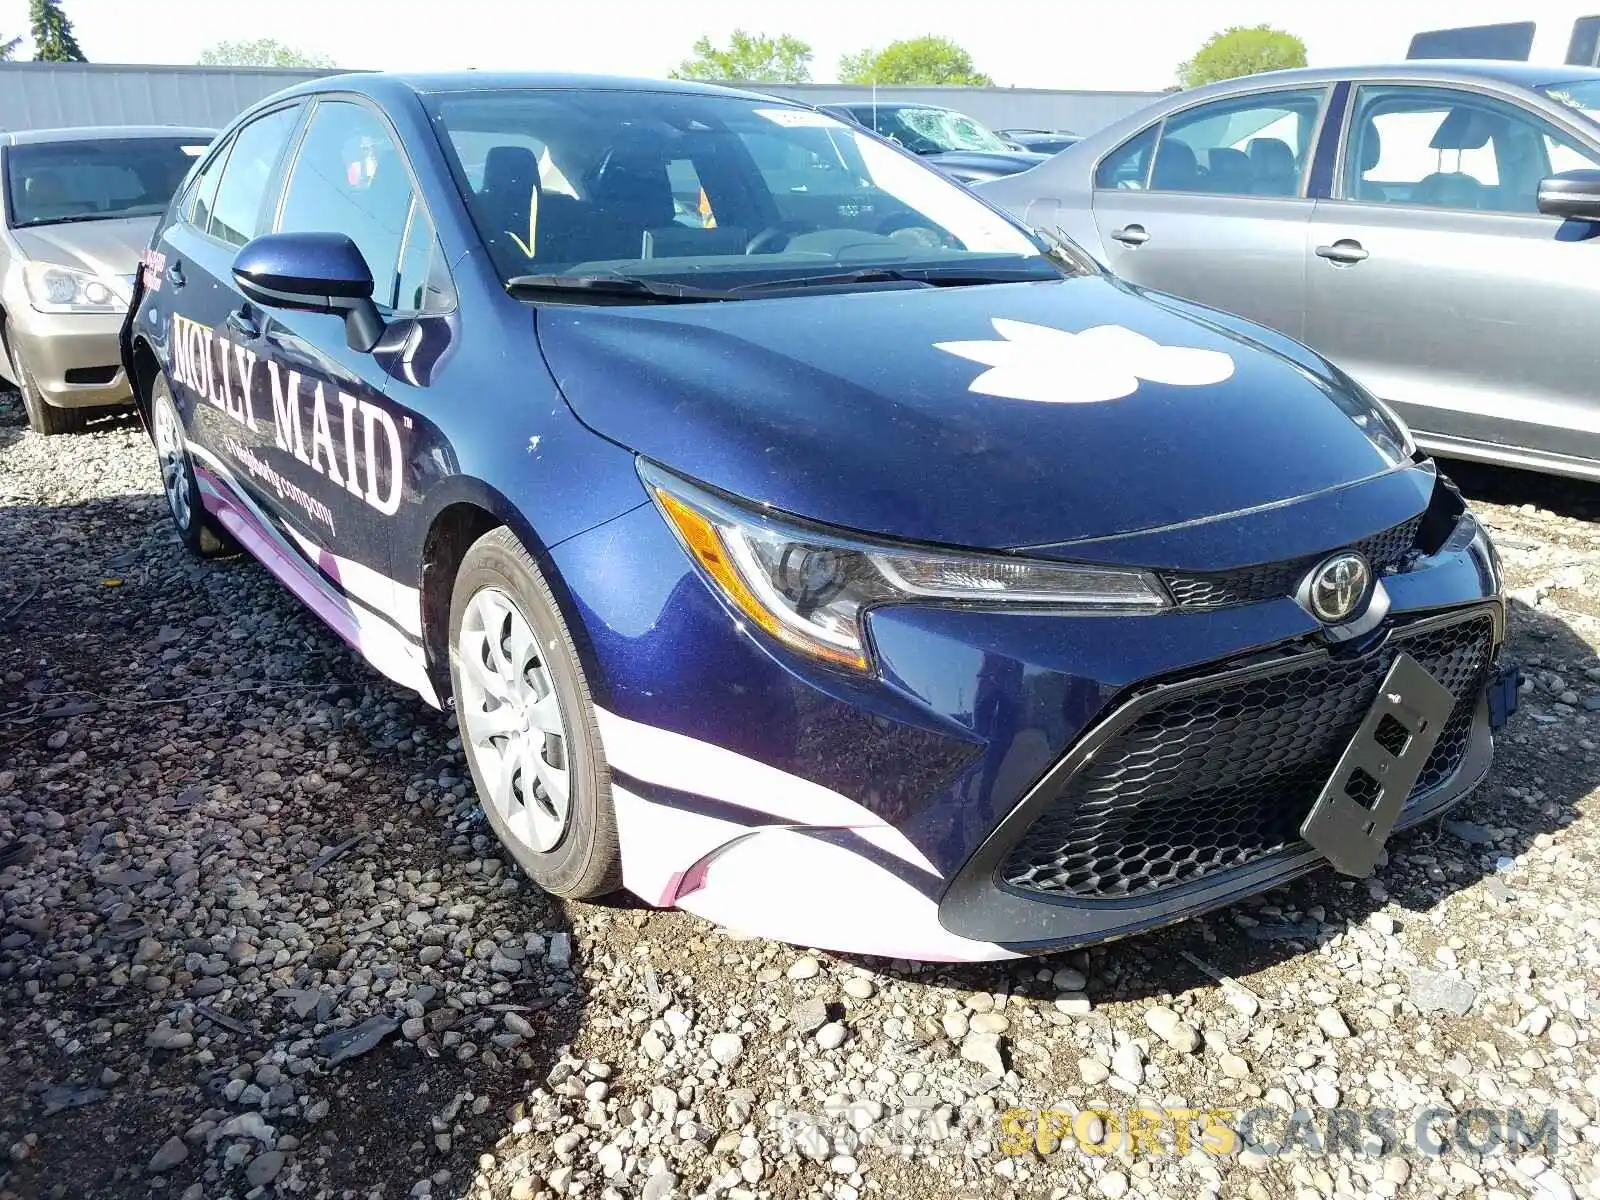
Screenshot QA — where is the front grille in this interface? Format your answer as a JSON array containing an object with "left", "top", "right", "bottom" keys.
[
  {"left": 1002, "top": 612, "right": 1494, "bottom": 901},
  {"left": 1159, "top": 517, "right": 1423, "bottom": 610}
]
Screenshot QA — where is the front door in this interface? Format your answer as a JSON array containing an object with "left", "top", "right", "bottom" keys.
[
  {"left": 1089, "top": 86, "right": 1329, "bottom": 338},
  {"left": 1305, "top": 82, "right": 1600, "bottom": 470},
  {"left": 228, "top": 95, "right": 434, "bottom": 689}
]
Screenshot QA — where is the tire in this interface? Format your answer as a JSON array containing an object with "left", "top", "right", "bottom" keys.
[
  {"left": 449, "top": 526, "right": 621, "bottom": 899},
  {"left": 8, "top": 340, "right": 86, "bottom": 436},
  {"left": 150, "top": 374, "right": 237, "bottom": 558}
]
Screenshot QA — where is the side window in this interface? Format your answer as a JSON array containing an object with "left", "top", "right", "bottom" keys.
[
  {"left": 1343, "top": 85, "right": 1600, "bottom": 213},
  {"left": 206, "top": 107, "right": 299, "bottom": 247},
  {"left": 1148, "top": 89, "right": 1326, "bottom": 197},
  {"left": 187, "top": 141, "right": 229, "bottom": 231},
  {"left": 1094, "top": 125, "right": 1158, "bottom": 189},
  {"left": 277, "top": 100, "right": 415, "bottom": 311},
  {"left": 393, "top": 198, "right": 453, "bottom": 314}
]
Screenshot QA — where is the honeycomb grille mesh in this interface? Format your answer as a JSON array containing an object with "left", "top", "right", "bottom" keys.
[
  {"left": 1002, "top": 613, "right": 1494, "bottom": 900},
  {"left": 1159, "top": 517, "right": 1423, "bottom": 610}
]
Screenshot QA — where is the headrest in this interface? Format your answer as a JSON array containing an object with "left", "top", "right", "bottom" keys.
[
  {"left": 1151, "top": 138, "right": 1198, "bottom": 187},
  {"left": 1360, "top": 124, "right": 1382, "bottom": 173},
  {"left": 1248, "top": 137, "right": 1296, "bottom": 173},
  {"left": 1430, "top": 107, "right": 1500, "bottom": 151},
  {"left": 25, "top": 169, "right": 68, "bottom": 206},
  {"left": 482, "top": 144, "right": 539, "bottom": 196}
]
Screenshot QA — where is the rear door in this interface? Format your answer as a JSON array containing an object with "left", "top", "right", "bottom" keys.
[
  {"left": 155, "top": 102, "right": 303, "bottom": 466},
  {"left": 1305, "top": 82, "right": 1600, "bottom": 468},
  {"left": 1089, "top": 85, "right": 1329, "bottom": 338}
]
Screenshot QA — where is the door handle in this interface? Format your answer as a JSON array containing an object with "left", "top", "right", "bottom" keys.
[
  {"left": 167, "top": 260, "right": 186, "bottom": 288},
  {"left": 1112, "top": 224, "right": 1150, "bottom": 246},
  {"left": 1315, "top": 240, "right": 1369, "bottom": 265},
  {"left": 224, "top": 309, "right": 260, "bottom": 340}
]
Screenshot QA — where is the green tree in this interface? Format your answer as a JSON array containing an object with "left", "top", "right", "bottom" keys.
[
  {"left": 669, "top": 30, "right": 813, "bottom": 83},
  {"left": 838, "top": 36, "right": 992, "bottom": 86},
  {"left": 1177, "top": 25, "right": 1307, "bottom": 88},
  {"left": 197, "top": 38, "right": 334, "bottom": 69},
  {"left": 30, "top": 0, "right": 85, "bottom": 63},
  {"left": 1, "top": 35, "right": 22, "bottom": 61}
]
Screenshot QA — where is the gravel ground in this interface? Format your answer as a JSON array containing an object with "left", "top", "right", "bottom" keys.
[{"left": 2, "top": 393, "right": 1598, "bottom": 1200}]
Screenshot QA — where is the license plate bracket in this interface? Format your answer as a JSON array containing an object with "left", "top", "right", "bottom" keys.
[{"left": 1300, "top": 651, "right": 1456, "bottom": 877}]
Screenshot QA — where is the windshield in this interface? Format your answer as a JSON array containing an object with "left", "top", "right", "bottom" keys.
[
  {"left": 423, "top": 89, "right": 1054, "bottom": 293},
  {"left": 4, "top": 137, "right": 210, "bottom": 228},
  {"left": 880, "top": 107, "right": 1012, "bottom": 154},
  {"left": 1541, "top": 80, "right": 1600, "bottom": 120}
]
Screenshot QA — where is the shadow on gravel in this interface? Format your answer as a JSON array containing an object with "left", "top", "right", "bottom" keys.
[
  {"left": 0, "top": 396, "right": 585, "bottom": 1199},
  {"left": 1441, "top": 455, "right": 1600, "bottom": 522}
]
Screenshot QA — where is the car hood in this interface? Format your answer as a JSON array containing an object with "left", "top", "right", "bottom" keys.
[
  {"left": 923, "top": 149, "right": 1048, "bottom": 179},
  {"left": 536, "top": 275, "right": 1410, "bottom": 555},
  {"left": 10, "top": 215, "right": 156, "bottom": 280}
]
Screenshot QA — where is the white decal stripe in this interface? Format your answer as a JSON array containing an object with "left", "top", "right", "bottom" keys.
[
  {"left": 595, "top": 707, "right": 939, "bottom": 876},
  {"left": 282, "top": 523, "right": 423, "bottom": 637},
  {"left": 190, "top": 442, "right": 423, "bottom": 639},
  {"left": 612, "top": 786, "right": 1014, "bottom": 961}
]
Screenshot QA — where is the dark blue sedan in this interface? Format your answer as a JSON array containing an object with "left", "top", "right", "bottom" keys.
[{"left": 121, "top": 72, "right": 1513, "bottom": 961}]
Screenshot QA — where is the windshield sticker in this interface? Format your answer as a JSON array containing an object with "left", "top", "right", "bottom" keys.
[
  {"left": 1546, "top": 88, "right": 1594, "bottom": 112},
  {"left": 935, "top": 318, "right": 1235, "bottom": 403},
  {"left": 754, "top": 108, "right": 837, "bottom": 128}
]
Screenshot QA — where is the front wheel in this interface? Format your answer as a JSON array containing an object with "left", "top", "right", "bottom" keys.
[
  {"left": 449, "top": 526, "right": 621, "bottom": 899},
  {"left": 8, "top": 340, "right": 86, "bottom": 436},
  {"left": 151, "top": 375, "right": 236, "bottom": 558}
]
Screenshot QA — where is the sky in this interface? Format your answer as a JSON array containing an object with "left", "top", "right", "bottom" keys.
[{"left": 0, "top": 1, "right": 1591, "bottom": 91}]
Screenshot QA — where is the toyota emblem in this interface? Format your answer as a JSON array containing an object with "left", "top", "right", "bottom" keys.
[{"left": 1304, "top": 552, "right": 1372, "bottom": 624}]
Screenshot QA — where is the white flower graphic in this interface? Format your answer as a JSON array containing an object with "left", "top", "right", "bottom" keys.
[{"left": 934, "top": 318, "right": 1236, "bottom": 404}]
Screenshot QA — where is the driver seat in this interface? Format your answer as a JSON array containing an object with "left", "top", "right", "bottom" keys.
[{"left": 575, "top": 133, "right": 677, "bottom": 261}]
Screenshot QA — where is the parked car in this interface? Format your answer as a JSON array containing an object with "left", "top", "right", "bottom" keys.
[
  {"left": 122, "top": 72, "right": 1512, "bottom": 961},
  {"left": 1000, "top": 127, "right": 1083, "bottom": 154},
  {"left": 979, "top": 61, "right": 1600, "bottom": 482},
  {"left": 0, "top": 125, "right": 215, "bottom": 434},
  {"left": 817, "top": 101, "right": 1049, "bottom": 182}
]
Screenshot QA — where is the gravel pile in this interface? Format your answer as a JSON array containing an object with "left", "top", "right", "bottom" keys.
[{"left": 2, "top": 398, "right": 1598, "bottom": 1200}]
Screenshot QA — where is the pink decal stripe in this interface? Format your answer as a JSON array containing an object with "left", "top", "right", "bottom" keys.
[{"left": 194, "top": 466, "right": 439, "bottom": 706}]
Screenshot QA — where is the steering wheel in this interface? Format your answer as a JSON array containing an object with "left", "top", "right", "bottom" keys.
[
  {"left": 745, "top": 220, "right": 818, "bottom": 254},
  {"left": 874, "top": 211, "right": 948, "bottom": 240}
]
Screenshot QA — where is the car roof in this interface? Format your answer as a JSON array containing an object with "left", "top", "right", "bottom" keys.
[
  {"left": 265, "top": 70, "right": 790, "bottom": 106},
  {"left": 1177, "top": 60, "right": 1600, "bottom": 92},
  {"left": 0, "top": 125, "right": 216, "bottom": 146}
]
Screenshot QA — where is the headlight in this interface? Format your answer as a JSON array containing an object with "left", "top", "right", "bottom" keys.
[
  {"left": 642, "top": 461, "right": 1168, "bottom": 672},
  {"left": 23, "top": 262, "right": 130, "bottom": 314},
  {"left": 1333, "top": 372, "right": 1416, "bottom": 464},
  {"left": 1367, "top": 393, "right": 1418, "bottom": 459}
]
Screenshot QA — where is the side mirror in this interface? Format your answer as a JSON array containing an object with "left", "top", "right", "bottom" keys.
[
  {"left": 232, "top": 232, "right": 385, "bottom": 353},
  {"left": 1537, "top": 169, "right": 1600, "bottom": 221}
]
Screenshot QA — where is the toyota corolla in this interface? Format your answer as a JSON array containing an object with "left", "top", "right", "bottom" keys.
[{"left": 121, "top": 73, "right": 1515, "bottom": 961}]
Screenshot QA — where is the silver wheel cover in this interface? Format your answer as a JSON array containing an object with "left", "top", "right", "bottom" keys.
[
  {"left": 152, "top": 392, "right": 192, "bottom": 533},
  {"left": 456, "top": 586, "right": 573, "bottom": 853}
]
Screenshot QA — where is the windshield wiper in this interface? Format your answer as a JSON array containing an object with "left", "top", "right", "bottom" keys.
[
  {"left": 729, "top": 265, "right": 1060, "bottom": 295},
  {"left": 505, "top": 274, "right": 730, "bottom": 303},
  {"left": 15, "top": 211, "right": 156, "bottom": 228}
]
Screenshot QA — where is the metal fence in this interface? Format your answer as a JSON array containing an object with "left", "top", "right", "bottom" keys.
[
  {"left": 744, "top": 84, "right": 1165, "bottom": 135},
  {"left": 0, "top": 62, "right": 342, "bottom": 133},
  {"left": 1, "top": 63, "right": 1163, "bottom": 138}
]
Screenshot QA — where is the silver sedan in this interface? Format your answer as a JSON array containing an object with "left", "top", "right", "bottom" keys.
[{"left": 980, "top": 61, "right": 1600, "bottom": 483}]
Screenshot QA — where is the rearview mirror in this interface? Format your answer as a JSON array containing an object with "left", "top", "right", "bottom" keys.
[
  {"left": 1537, "top": 169, "right": 1600, "bottom": 221},
  {"left": 232, "top": 232, "right": 385, "bottom": 353}
]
